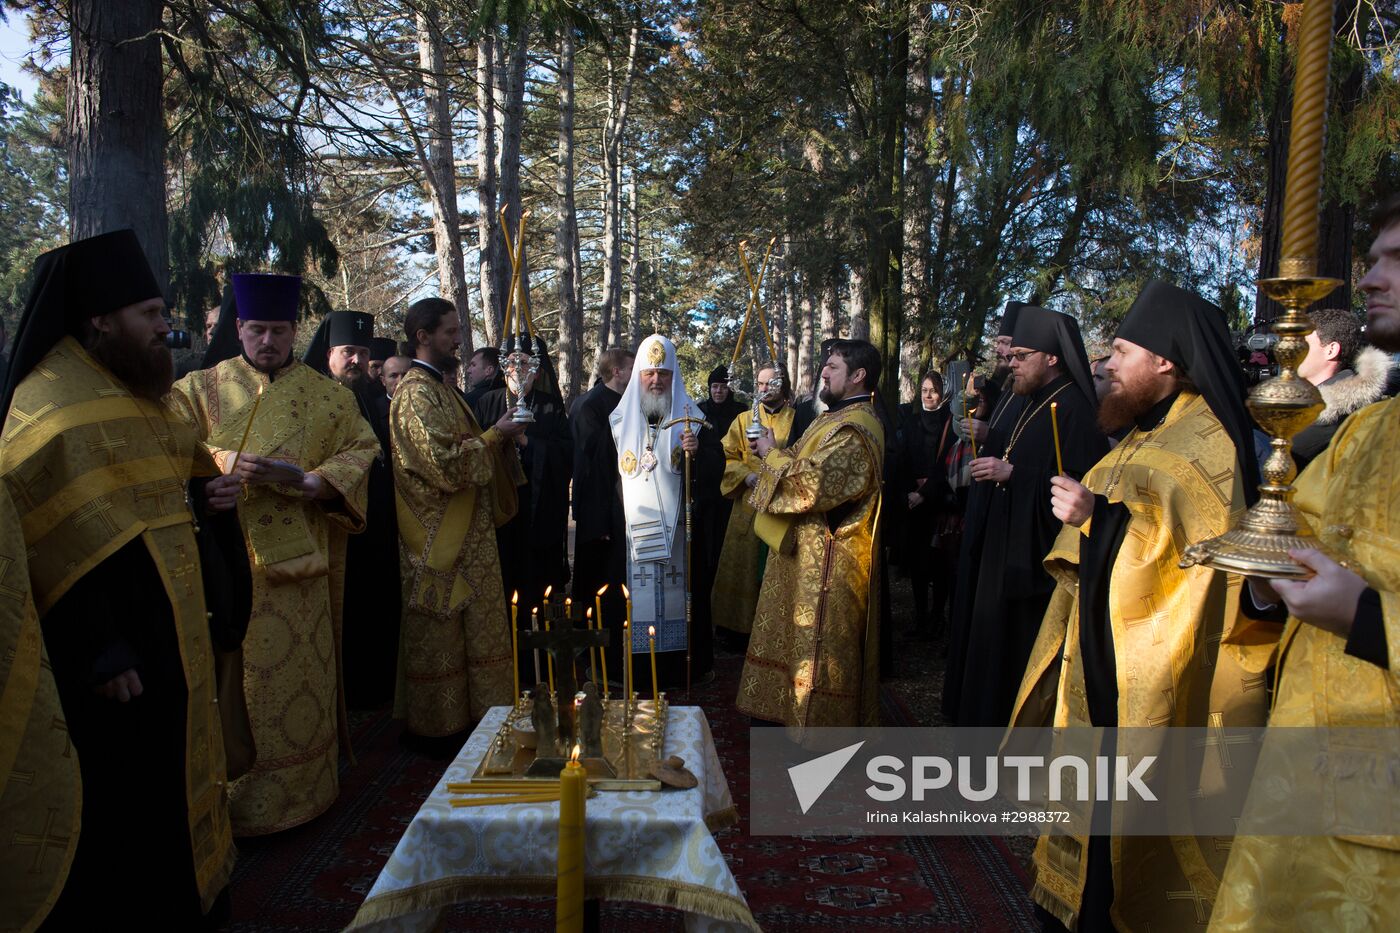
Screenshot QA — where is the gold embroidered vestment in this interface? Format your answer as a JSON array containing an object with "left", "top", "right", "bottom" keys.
[
  {"left": 1211, "top": 396, "right": 1400, "bottom": 931},
  {"left": 2, "top": 336, "right": 233, "bottom": 909},
  {"left": 389, "top": 364, "right": 522, "bottom": 736},
  {"left": 712, "top": 405, "right": 796, "bottom": 636},
  {"left": 1009, "top": 392, "right": 1277, "bottom": 932},
  {"left": 168, "top": 355, "right": 376, "bottom": 836},
  {"left": 736, "top": 401, "right": 884, "bottom": 732}
]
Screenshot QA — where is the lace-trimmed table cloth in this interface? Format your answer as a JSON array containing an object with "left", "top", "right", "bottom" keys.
[{"left": 347, "top": 706, "right": 757, "bottom": 932}]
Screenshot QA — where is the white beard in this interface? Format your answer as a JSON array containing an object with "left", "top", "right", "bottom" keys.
[{"left": 641, "top": 389, "right": 671, "bottom": 424}]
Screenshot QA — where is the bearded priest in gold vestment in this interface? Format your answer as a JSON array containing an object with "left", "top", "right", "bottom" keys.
[
  {"left": 168, "top": 273, "right": 378, "bottom": 836},
  {"left": 1014, "top": 282, "right": 1279, "bottom": 932},
  {"left": 737, "top": 340, "right": 885, "bottom": 731},
  {"left": 1210, "top": 201, "right": 1400, "bottom": 932},
  {"left": 2, "top": 231, "right": 235, "bottom": 921},
  {"left": 713, "top": 365, "right": 796, "bottom": 643},
  {"left": 389, "top": 298, "right": 524, "bottom": 738}
]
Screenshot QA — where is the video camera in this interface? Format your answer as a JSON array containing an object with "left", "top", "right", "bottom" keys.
[{"left": 1236, "top": 324, "right": 1278, "bottom": 387}]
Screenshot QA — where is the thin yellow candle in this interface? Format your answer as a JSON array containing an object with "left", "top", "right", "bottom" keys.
[
  {"left": 510, "top": 591, "right": 520, "bottom": 704},
  {"left": 451, "top": 794, "right": 558, "bottom": 809},
  {"left": 530, "top": 608, "right": 542, "bottom": 684},
  {"left": 622, "top": 620, "right": 632, "bottom": 705},
  {"left": 622, "top": 584, "right": 633, "bottom": 702},
  {"left": 232, "top": 384, "right": 265, "bottom": 467},
  {"left": 556, "top": 744, "right": 587, "bottom": 933},
  {"left": 963, "top": 392, "right": 977, "bottom": 460},
  {"left": 544, "top": 617, "right": 556, "bottom": 698},
  {"left": 647, "top": 625, "right": 659, "bottom": 701},
  {"left": 585, "top": 608, "right": 599, "bottom": 688},
  {"left": 1050, "top": 402, "right": 1064, "bottom": 476},
  {"left": 594, "top": 586, "right": 609, "bottom": 699},
  {"left": 1278, "top": 0, "right": 1336, "bottom": 271}
]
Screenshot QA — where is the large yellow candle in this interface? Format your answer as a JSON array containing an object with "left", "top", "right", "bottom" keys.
[
  {"left": 1278, "top": 0, "right": 1336, "bottom": 270},
  {"left": 556, "top": 744, "right": 586, "bottom": 933},
  {"left": 544, "top": 617, "right": 556, "bottom": 698},
  {"left": 647, "top": 626, "right": 659, "bottom": 701},
  {"left": 510, "top": 591, "right": 520, "bottom": 704}
]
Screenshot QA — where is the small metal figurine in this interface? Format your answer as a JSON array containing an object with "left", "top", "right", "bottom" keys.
[
  {"left": 577, "top": 683, "right": 604, "bottom": 760},
  {"left": 530, "top": 682, "right": 557, "bottom": 757}
]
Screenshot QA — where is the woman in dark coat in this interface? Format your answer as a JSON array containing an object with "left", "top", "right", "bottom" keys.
[{"left": 899, "top": 372, "right": 961, "bottom": 636}]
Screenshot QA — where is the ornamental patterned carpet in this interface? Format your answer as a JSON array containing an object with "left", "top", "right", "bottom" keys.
[{"left": 227, "top": 599, "right": 1036, "bottom": 931}]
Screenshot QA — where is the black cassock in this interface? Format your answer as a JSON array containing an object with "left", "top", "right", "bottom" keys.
[
  {"left": 41, "top": 481, "right": 250, "bottom": 928},
  {"left": 341, "top": 382, "right": 401, "bottom": 709},
  {"left": 474, "top": 386, "right": 572, "bottom": 610},
  {"left": 694, "top": 396, "right": 749, "bottom": 597},
  {"left": 570, "top": 384, "right": 724, "bottom": 687},
  {"left": 945, "top": 374, "right": 1107, "bottom": 727}
]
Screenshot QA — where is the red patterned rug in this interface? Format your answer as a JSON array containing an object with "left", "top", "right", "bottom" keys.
[{"left": 226, "top": 648, "right": 1035, "bottom": 931}]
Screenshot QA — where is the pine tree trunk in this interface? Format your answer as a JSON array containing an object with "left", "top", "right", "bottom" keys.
[
  {"left": 864, "top": 9, "right": 910, "bottom": 412},
  {"left": 782, "top": 239, "right": 800, "bottom": 381},
  {"left": 820, "top": 268, "right": 840, "bottom": 342},
  {"left": 900, "top": 4, "right": 933, "bottom": 402},
  {"left": 554, "top": 30, "right": 582, "bottom": 402},
  {"left": 68, "top": 0, "right": 168, "bottom": 291},
  {"left": 848, "top": 265, "right": 869, "bottom": 341},
  {"left": 797, "top": 287, "right": 816, "bottom": 399},
  {"left": 476, "top": 32, "right": 500, "bottom": 340},
  {"left": 597, "top": 24, "right": 640, "bottom": 351},
  {"left": 417, "top": 9, "right": 473, "bottom": 352},
  {"left": 626, "top": 178, "right": 643, "bottom": 347}
]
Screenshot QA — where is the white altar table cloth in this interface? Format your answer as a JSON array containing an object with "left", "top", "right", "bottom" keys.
[{"left": 346, "top": 705, "right": 757, "bottom": 932}]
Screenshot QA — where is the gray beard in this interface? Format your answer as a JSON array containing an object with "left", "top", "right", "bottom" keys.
[{"left": 641, "top": 390, "right": 670, "bottom": 423}]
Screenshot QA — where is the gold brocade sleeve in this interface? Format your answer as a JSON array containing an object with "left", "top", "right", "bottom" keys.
[
  {"left": 309, "top": 400, "right": 378, "bottom": 534},
  {"left": 749, "top": 426, "right": 876, "bottom": 518},
  {"left": 391, "top": 380, "right": 501, "bottom": 494},
  {"left": 1294, "top": 401, "right": 1400, "bottom": 682},
  {"left": 0, "top": 487, "right": 80, "bottom": 933},
  {"left": 720, "top": 414, "right": 758, "bottom": 498}
]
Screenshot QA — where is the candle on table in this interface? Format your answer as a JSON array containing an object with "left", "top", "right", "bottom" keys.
[
  {"left": 1050, "top": 402, "right": 1064, "bottom": 476},
  {"left": 586, "top": 608, "right": 599, "bottom": 688},
  {"left": 544, "top": 616, "right": 556, "bottom": 698},
  {"left": 510, "top": 591, "right": 520, "bottom": 704},
  {"left": 556, "top": 744, "right": 587, "bottom": 933},
  {"left": 594, "top": 585, "right": 610, "bottom": 700},
  {"left": 647, "top": 626, "right": 659, "bottom": 701},
  {"left": 530, "top": 608, "right": 542, "bottom": 685},
  {"left": 622, "top": 620, "right": 632, "bottom": 708}
]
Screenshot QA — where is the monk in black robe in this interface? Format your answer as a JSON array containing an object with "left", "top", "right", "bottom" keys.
[
  {"left": 475, "top": 334, "right": 572, "bottom": 610},
  {"left": 941, "top": 304, "right": 1025, "bottom": 721},
  {"left": 303, "top": 311, "right": 401, "bottom": 708},
  {"left": 950, "top": 304, "right": 1107, "bottom": 727},
  {"left": 695, "top": 363, "right": 750, "bottom": 624},
  {"left": 570, "top": 349, "right": 635, "bottom": 629}
]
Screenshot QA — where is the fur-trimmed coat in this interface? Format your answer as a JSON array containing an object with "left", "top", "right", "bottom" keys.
[{"left": 1292, "top": 347, "right": 1397, "bottom": 469}]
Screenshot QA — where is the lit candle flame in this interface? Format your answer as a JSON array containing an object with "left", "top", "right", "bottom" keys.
[
  {"left": 570, "top": 743, "right": 581, "bottom": 763},
  {"left": 648, "top": 625, "right": 656, "bottom": 637},
  {"left": 597, "top": 584, "right": 608, "bottom": 597},
  {"left": 511, "top": 590, "right": 519, "bottom": 606},
  {"left": 543, "top": 585, "right": 553, "bottom": 599},
  {"left": 586, "top": 607, "right": 593, "bottom": 619},
  {"left": 621, "top": 584, "right": 630, "bottom": 599}
]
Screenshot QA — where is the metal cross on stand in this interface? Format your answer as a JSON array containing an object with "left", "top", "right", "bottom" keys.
[{"left": 521, "top": 621, "right": 611, "bottom": 760}]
